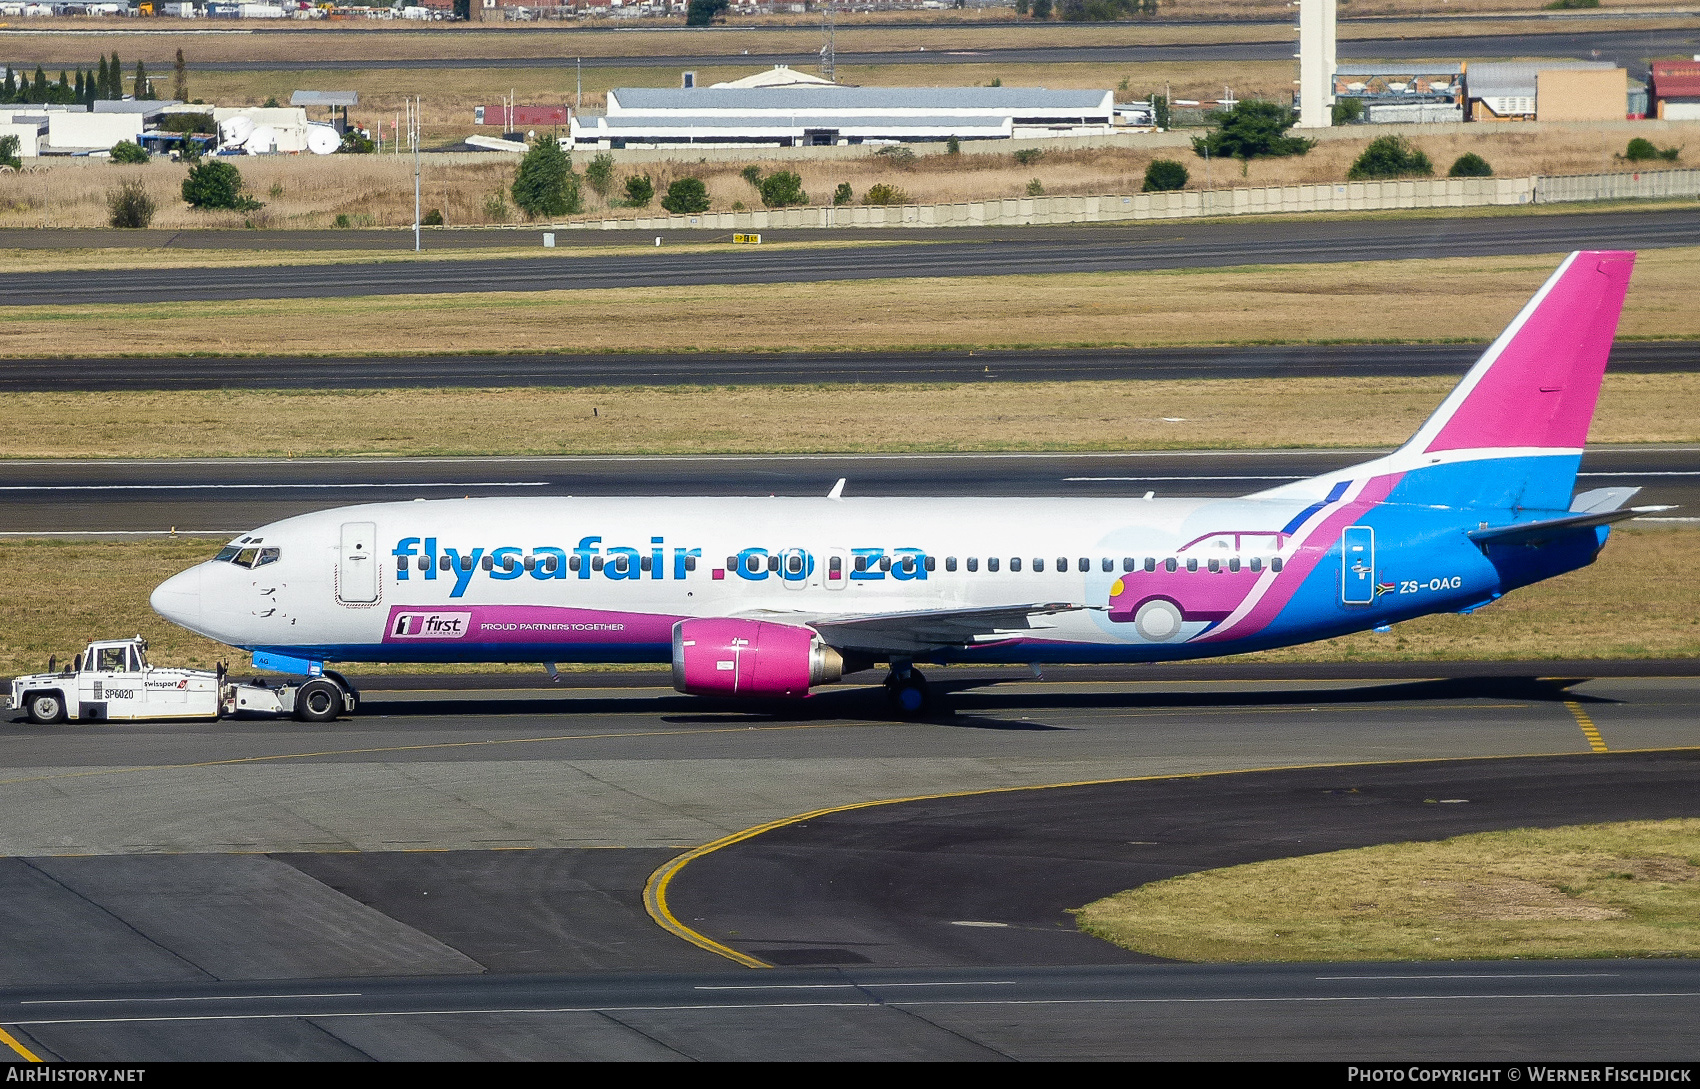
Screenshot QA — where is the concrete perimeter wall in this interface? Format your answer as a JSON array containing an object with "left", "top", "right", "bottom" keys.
[{"left": 555, "top": 169, "right": 1698, "bottom": 232}]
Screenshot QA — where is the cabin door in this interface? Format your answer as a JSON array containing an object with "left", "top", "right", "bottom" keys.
[
  {"left": 1340, "top": 525, "right": 1375, "bottom": 606},
  {"left": 339, "top": 521, "right": 379, "bottom": 604}
]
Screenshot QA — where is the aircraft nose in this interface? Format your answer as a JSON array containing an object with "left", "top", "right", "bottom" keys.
[{"left": 150, "top": 566, "right": 203, "bottom": 630}]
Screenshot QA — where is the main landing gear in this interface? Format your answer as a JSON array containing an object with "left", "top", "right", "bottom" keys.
[{"left": 883, "top": 664, "right": 931, "bottom": 718}]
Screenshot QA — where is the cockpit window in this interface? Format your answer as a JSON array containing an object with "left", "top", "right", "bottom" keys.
[
  {"left": 235, "top": 548, "right": 260, "bottom": 568},
  {"left": 216, "top": 545, "right": 282, "bottom": 569},
  {"left": 253, "top": 547, "right": 280, "bottom": 568},
  {"left": 214, "top": 546, "right": 241, "bottom": 562}
]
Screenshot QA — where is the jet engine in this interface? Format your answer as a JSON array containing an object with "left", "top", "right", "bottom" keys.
[{"left": 671, "top": 618, "right": 844, "bottom": 698}]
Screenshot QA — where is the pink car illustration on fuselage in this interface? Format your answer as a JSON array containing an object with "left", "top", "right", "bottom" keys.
[{"left": 1107, "top": 530, "right": 1289, "bottom": 642}]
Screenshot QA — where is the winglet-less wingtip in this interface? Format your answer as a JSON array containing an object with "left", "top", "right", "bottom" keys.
[{"left": 827, "top": 478, "right": 846, "bottom": 501}]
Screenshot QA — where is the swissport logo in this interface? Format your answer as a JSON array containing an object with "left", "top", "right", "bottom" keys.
[{"left": 390, "top": 612, "right": 472, "bottom": 639}]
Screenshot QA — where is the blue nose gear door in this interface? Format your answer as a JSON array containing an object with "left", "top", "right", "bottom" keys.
[{"left": 1341, "top": 525, "right": 1375, "bottom": 605}]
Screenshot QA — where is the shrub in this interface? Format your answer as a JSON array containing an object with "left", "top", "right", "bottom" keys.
[
  {"left": 832, "top": 182, "right": 852, "bottom": 206},
  {"left": 182, "top": 160, "right": 259, "bottom": 210},
  {"left": 1025, "top": 178, "right": 1045, "bottom": 196},
  {"left": 157, "top": 112, "right": 212, "bottom": 135},
  {"left": 109, "top": 140, "right": 149, "bottom": 164},
  {"left": 622, "top": 173, "right": 654, "bottom": 207},
  {"left": 511, "top": 136, "right": 582, "bottom": 218},
  {"left": 0, "top": 134, "right": 21, "bottom": 171},
  {"left": 106, "top": 178, "right": 155, "bottom": 228},
  {"left": 1624, "top": 137, "right": 1681, "bottom": 163},
  {"left": 584, "top": 153, "right": 615, "bottom": 198},
  {"left": 685, "top": 0, "right": 727, "bottom": 25},
  {"left": 1347, "top": 135, "right": 1433, "bottom": 180},
  {"left": 339, "top": 129, "right": 375, "bottom": 154},
  {"left": 422, "top": 208, "right": 445, "bottom": 226},
  {"left": 739, "top": 164, "right": 763, "bottom": 187},
  {"left": 758, "top": 170, "right": 807, "bottom": 208},
  {"left": 1448, "top": 152, "right": 1493, "bottom": 178},
  {"left": 660, "top": 176, "right": 711, "bottom": 214},
  {"left": 1142, "top": 159, "right": 1189, "bottom": 192},
  {"left": 1332, "top": 98, "right": 1364, "bottom": 125},
  {"left": 333, "top": 213, "right": 351, "bottom": 228},
  {"left": 483, "top": 191, "right": 510, "bottom": 223},
  {"left": 1013, "top": 147, "right": 1044, "bottom": 166},
  {"left": 862, "top": 183, "right": 909, "bottom": 206},
  {"left": 945, "top": 135, "right": 960, "bottom": 155},
  {"left": 870, "top": 145, "right": 916, "bottom": 168},
  {"left": 1544, "top": 0, "right": 1599, "bottom": 8},
  {"left": 1192, "top": 100, "right": 1315, "bottom": 161}
]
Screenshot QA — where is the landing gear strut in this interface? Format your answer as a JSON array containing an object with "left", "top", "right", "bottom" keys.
[{"left": 883, "top": 664, "right": 930, "bottom": 717}]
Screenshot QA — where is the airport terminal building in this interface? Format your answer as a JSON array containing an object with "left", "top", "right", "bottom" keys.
[{"left": 566, "top": 85, "right": 1117, "bottom": 150}]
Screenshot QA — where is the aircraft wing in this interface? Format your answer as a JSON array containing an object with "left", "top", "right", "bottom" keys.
[{"left": 736, "top": 602, "right": 1100, "bottom": 655}]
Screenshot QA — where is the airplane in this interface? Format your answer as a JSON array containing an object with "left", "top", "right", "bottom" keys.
[{"left": 150, "top": 250, "right": 1658, "bottom": 720}]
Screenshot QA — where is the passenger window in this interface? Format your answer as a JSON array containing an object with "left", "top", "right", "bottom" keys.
[
  {"left": 1208, "top": 559, "right": 1221, "bottom": 572},
  {"left": 440, "top": 555, "right": 452, "bottom": 571},
  {"left": 592, "top": 556, "right": 605, "bottom": 572},
  {"left": 1080, "top": 557, "right": 1090, "bottom": 573},
  {"left": 1102, "top": 558, "right": 1113, "bottom": 573},
  {"left": 481, "top": 555, "right": 493, "bottom": 571},
  {"left": 1165, "top": 558, "right": 1178, "bottom": 572},
  {"left": 967, "top": 557, "right": 979, "bottom": 572},
  {"left": 524, "top": 556, "right": 537, "bottom": 571},
  {"left": 924, "top": 556, "right": 936, "bottom": 573},
  {"left": 1229, "top": 558, "right": 1240, "bottom": 572},
  {"left": 642, "top": 555, "right": 653, "bottom": 572},
  {"left": 829, "top": 556, "right": 843, "bottom": 575},
  {"left": 767, "top": 555, "right": 780, "bottom": 573},
  {"left": 685, "top": 555, "right": 697, "bottom": 571},
  {"left": 988, "top": 557, "right": 999, "bottom": 573},
  {"left": 879, "top": 556, "right": 891, "bottom": 572},
  {"left": 1144, "top": 557, "right": 1156, "bottom": 573},
  {"left": 1272, "top": 557, "right": 1284, "bottom": 572},
  {"left": 1011, "top": 557, "right": 1022, "bottom": 572},
  {"left": 98, "top": 648, "right": 127, "bottom": 671},
  {"left": 417, "top": 555, "right": 430, "bottom": 571},
  {"left": 787, "top": 553, "right": 802, "bottom": 574},
  {"left": 1123, "top": 557, "right": 1135, "bottom": 572},
  {"left": 615, "top": 556, "right": 630, "bottom": 574},
  {"left": 1056, "top": 558, "right": 1067, "bottom": 573},
  {"left": 1033, "top": 558, "right": 1045, "bottom": 572},
  {"left": 727, "top": 556, "right": 738, "bottom": 571},
  {"left": 945, "top": 557, "right": 957, "bottom": 572},
  {"left": 1250, "top": 557, "right": 1262, "bottom": 572},
  {"left": 1186, "top": 559, "right": 1198, "bottom": 572},
  {"left": 500, "top": 555, "right": 516, "bottom": 573},
  {"left": 854, "top": 555, "right": 867, "bottom": 572},
  {"left": 397, "top": 556, "right": 408, "bottom": 574}
]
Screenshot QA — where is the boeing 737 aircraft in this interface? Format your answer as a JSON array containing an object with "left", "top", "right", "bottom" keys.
[{"left": 151, "top": 250, "right": 1656, "bottom": 718}]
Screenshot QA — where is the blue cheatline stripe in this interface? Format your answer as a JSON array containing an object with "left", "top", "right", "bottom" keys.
[{"left": 1280, "top": 479, "right": 1351, "bottom": 536}]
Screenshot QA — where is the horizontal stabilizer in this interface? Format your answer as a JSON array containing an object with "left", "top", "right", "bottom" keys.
[
  {"left": 1467, "top": 505, "right": 1672, "bottom": 547},
  {"left": 1569, "top": 486, "right": 1641, "bottom": 514}
]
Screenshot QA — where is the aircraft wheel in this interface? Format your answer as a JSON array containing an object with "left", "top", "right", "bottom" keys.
[
  {"left": 323, "top": 670, "right": 360, "bottom": 713},
  {"left": 884, "top": 669, "right": 930, "bottom": 717},
  {"left": 294, "top": 679, "right": 344, "bottom": 723},
  {"left": 25, "top": 692, "right": 66, "bottom": 725}
]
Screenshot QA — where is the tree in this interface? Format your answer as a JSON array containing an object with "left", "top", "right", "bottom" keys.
[
  {"left": 739, "top": 163, "right": 762, "bottom": 188},
  {"left": 1347, "top": 135, "right": 1433, "bottom": 180},
  {"left": 107, "top": 52, "right": 121, "bottom": 98},
  {"left": 0, "top": 134, "right": 20, "bottom": 171},
  {"left": 1031, "top": 0, "right": 1052, "bottom": 17},
  {"left": 109, "top": 140, "right": 149, "bottom": 164},
  {"left": 660, "top": 176, "right": 710, "bottom": 214},
  {"left": 510, "top": 135, "right": 582, "bottom": 218},
  {"left": 133, "top": 61, "right": 150, "bottom": 100},
  {"left": 1150, "top": 91, "right": 1171, "bottom": 129},
  {"left": 1142, "top": 159, "right": 1188, "bottom": 192},
  {"left": 622, "top": 173, "right": 654, "bottom": 207},
  {"left": 339, "top": 129, "right": 375, "bottom": 153},
  {"left": 945, "top": 135, "right": 960, "bottom": 155},
  {"left": 74, "top": 70, "right": 84, "bottom": 103},
  {"left": 832, "top": 182, "right": 852, "bottom": 206},
  {"left": 96, "top": 55, "right": 109, "bottom": 101},
  {"left": 173, "top": 49, "right": 188, "bottom": 104},
  {"left": 107, "top": 178, "right": 156, "bottom": 228},
  {"left": 182, "top": 160, "right": 258, "bottom": 210},
  {"left": 1332, "top": 98, "right": 1364, "bottom": 125},
  {"left": 1191, "top": 99, "right": 1314, "bottom": 162},
  {"left": 1448, "top": 152, "right": 1493, "bottom": 178},
  {"left": 453, "top": 0, "right": 471, "bottom": 17},
  {"left": 686, "top": 0, "right": 728, "bottom": 26},
  {"left": 758, "top": 170, "right": 807, "bottom": 208},
  {"left": 584, "top": 152, "right": 615, "bottom": 198}
]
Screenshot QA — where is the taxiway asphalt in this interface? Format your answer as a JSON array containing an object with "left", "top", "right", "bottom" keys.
[
  {"left": 0, "top": 674, "right": 1695, "bottom": 1059},
  {"left": 5, "top": 209, "right": 1698, "bottom": 304},
  {"left": 3, "top": 447, "right": 1693, "bottom": 535},
  {"left": 7, "top": 340, "right": 1697, "bottom": 392}
]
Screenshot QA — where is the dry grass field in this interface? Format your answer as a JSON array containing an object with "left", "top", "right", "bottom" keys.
[
  {"left": 5, "top": 120, "right": 1692, "bottom": 230},
  {"left": 3, "top": 247, "right": 1696, "bottom": 358},
  {"left": 1075, "top": 819, "right": 1700, "bottom": 961},
  {"left": 0, "top": 373, "right": 1694, "bottom": 459},
  {"left": 0, "top": 526, "right": 1692, "bottom": 679}
]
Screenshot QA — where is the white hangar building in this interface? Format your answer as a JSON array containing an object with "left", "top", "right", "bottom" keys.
[{"left": 567, "top": 85, "right": 1117, "bottom": 150}]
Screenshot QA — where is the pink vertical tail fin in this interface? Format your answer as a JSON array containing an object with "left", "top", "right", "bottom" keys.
[{"left": 1402, "top": 250, "right": 1636, "bottom": 457}]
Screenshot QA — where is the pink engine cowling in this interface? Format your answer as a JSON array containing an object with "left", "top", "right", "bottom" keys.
[{"left": 671, "top": 618, "right": 844, "bottom": 698}]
